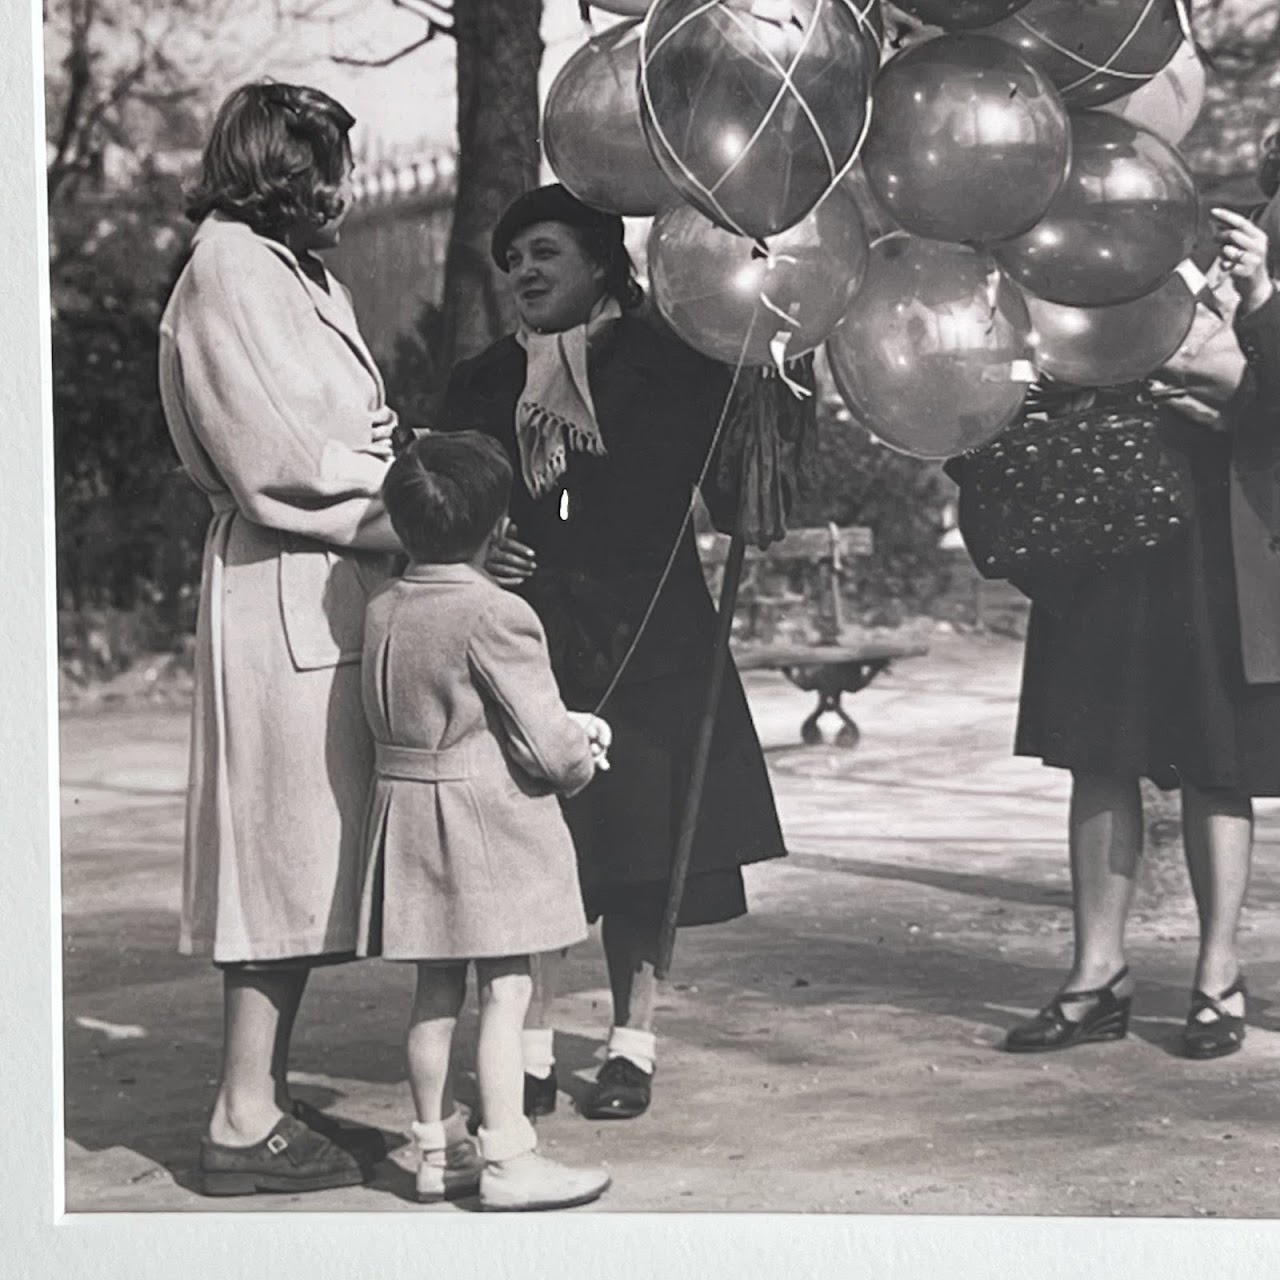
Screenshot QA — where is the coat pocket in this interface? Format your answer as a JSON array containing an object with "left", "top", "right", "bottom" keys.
[{"left": 278, "top": 535, "right": 382, "bottom": 671}]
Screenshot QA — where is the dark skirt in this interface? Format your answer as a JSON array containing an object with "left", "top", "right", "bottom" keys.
[
  {"left": 562, "top": 662, "right": 786, "bottom": 926},
  {"left": 1016, "top": 413, "right": 1280, "bottom": 795}
]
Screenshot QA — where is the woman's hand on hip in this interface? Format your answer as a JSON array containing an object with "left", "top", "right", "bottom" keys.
[
  {"left": 486, "top": 522, "right": 537, "bottom": 587},
  {"left": 1212, "top": 207, "right": 1275, "bottom": 313}
]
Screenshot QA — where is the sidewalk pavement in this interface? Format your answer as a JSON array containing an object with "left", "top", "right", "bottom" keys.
[{"left": 59, "top": 629, "right": 1280, "bottom": 1216}]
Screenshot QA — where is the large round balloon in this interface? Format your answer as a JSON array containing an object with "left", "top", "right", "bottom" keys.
[
  {"left": 896, "top": 0, "right": 1031, "bottom": 30},
  {"left": 1100, "top": 40, "right": 1205, "bottom": 146},
  {"left": 980, "top": 0, "right": 1183, "bottom": 109},
  {"left": 860, "top": 34, "right": 1071, "bottom": 245},
  {"left": 826, "top": 233, "right": 1035, "bottom": 458},
  {"left": 639, "top": 0, "right": 876, "bottom": 238},
  {"left": 649, "top": 188, "right": 869, "bottom": 366},
  {"left": 993, "top": 111, "right": 1198, "bottom": 307},
  {"left": 543, "top": 21, "right": 678, "bottom": 217},
  {"left": 1025, "top": 273, "right": 1196, "bottom": 385}
]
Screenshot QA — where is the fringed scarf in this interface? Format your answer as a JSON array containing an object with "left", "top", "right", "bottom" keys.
[{"left": 514, "top": 296, "right": 621, "bottom": 499}]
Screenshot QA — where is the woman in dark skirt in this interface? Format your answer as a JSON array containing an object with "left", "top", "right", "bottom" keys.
[
  {"left": 435, "top": 185, "right": 786, "bottom": 1118},
  {"left": 1006, "top": 175, "right": 1280, "bottom": 1061}
]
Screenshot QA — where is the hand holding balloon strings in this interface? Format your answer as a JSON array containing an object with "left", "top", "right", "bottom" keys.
[{"left": 1212, "top": 207, "right": 1274, "bottom": 315}]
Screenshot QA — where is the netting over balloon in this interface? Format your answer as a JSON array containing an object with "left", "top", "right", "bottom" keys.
[
  {"left": 639, "top": 0, "right": 878, "bottom": 238},
  {"left": 979, "top": 0, "right": 1185, "bottom": 108}
]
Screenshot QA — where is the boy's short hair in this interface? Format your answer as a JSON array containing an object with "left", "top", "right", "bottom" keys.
[{"left": 383, "top": 431, "right": 513, "bottom": 563}]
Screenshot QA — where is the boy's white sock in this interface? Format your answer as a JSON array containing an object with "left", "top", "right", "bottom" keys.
[
  {"left": 521, "top": 1028, "right": 556, "bottom": 1080},
  {"left": 605, "top": 1026, "right": 656, "bottom": 1075}
]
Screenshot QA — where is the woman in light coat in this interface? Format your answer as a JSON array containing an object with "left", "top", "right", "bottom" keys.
[{"left": 158, "top": 82, "right": 402, "bottom": 1195}]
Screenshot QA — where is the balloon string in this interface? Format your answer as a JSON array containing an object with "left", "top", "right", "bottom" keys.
[{"left": 589, "top": 313, "right": 758, "bottom": 717}]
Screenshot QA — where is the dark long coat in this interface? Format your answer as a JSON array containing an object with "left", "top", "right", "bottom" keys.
[{"left": 440, "top": 313, "right": 787, "bottom": 921}]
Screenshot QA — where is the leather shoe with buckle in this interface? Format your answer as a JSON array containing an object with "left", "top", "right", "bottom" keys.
[
  {"left": 582, "top": 1055, "right": 652, "bottom": 1120},
  {"left": 199, "top": 1114, "right": 369, "bottom": 1196}
]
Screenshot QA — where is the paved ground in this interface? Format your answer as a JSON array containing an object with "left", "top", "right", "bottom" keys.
[{"left": 59, "top": 629, "right": 1280, "bottom": 1216}]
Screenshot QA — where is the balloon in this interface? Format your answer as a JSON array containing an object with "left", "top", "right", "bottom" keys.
[
  {"left": 842, "top": 161, "right": 900, "bottom": 239},
  {"left": 896, "top": 0, "right": 1032, "bottom": 30},
  {"left": 1101, "top": 40, "right": 1205, "bottom": 146},
  {"left": 980, "top": 0, "right": 1183, "bottom": 109},
  {"left": 993, "top": 112, "right": 1198, "bottom": 307},
  {"left": 639, "top": 0, "right": 876, "bottom": 238},
  {"left": 825, "top": 233, "right": 1035, "bottom": 458},
  {"left": 543, "top": 22, "right": 678, "bottom": 217},
  {"left": 860, "top": 34, "right": 1071, "bottom": 245},
  {"left": 1024, "top": 273, "right": 1197, "bottom": 385},
  {"left": 648, "top": 188, "right": 870, "bottom": 366}
]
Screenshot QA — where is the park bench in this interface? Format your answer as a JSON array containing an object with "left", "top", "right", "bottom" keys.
[{"left": 697, "top": 525, "right": 930, "bottom": 748}]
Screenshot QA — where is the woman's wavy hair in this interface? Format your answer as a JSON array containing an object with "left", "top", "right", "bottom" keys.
[
  {"left": 383, "top": 432, "right": 513, "bottom": 563},
  {"left": 570, "top": 224, "right": 644, "bottom": 312},
  {"left": 185, "top": 82, "right": 356, "bottom": 234}
]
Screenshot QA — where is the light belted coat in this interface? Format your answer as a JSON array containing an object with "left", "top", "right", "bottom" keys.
[
  {"left": 356, "top": 564, "right": 593, "bottom": 960},
  {"left": 158, "top": 213, "right": 401, "bottom": 962}
]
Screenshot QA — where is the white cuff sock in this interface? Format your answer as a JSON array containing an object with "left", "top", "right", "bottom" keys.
[
  {"left": 606, "top": 1026, "right": 656, "bottom": 1074},
  {"left": 411, "top": 1109, "right": 469, "bottom": 1153},
  {"left": 478, "top": 1116, "right": 538, "bottom": 1164},
  {"left": 521, "top": 1028, "right": 556, "bottom": 1079}
]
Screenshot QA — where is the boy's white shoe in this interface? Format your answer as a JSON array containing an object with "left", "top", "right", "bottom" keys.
[
  {"left": 411, "top": 1112, "right": 483, "bottom": 1203},
  {"left": 477, "top": 1118, "right": 610, "bottom": 1212}
]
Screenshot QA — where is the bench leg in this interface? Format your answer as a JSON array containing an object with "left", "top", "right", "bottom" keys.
[{"left": 800, "top": 690, "right": 861, "bottom": 749}]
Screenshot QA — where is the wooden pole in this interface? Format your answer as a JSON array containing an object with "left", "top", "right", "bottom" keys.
[{"left": 655, "top": 529, "right": 747, "bottom": 979}]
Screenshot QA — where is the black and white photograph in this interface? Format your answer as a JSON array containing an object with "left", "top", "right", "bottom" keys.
[{"left": 15, "top": 0, "right": 1280, "bottom": 1269}]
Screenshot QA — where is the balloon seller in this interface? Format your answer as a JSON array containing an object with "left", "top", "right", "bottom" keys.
[{"left": 432, "top": 184, "right": 788, "bottom": 1122}]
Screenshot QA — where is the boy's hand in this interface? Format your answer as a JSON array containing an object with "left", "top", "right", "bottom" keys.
[{"left": 569, "top": 711, "right": 612, "bottom": 771}]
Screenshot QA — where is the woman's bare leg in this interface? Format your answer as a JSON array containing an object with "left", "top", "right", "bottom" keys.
[
  {"left": 1181, "top": 780, "right": 1252, "bottom": 1015},
  {"left": 1059, "top": 771, "right": 1142, "bottom": 1011},
  {"left": 208, "top": 968, "right": 308, "bottom": 1146}
]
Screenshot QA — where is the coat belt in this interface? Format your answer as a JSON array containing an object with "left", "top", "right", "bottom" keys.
[{"left": 374, "top": 742, "right": 472, "bottom": 782}]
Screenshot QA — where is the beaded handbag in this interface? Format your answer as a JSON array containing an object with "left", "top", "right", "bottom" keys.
[{"left": 946, "top": 387, "right": 1193, "bottom": 581}]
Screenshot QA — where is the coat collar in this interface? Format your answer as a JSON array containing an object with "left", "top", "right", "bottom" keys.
[
  {"left": 400, "top": 562, "right": 492, "bottom": 586},
  {"left": 192, "top": 213, "right": 384, "bottom": 395}
]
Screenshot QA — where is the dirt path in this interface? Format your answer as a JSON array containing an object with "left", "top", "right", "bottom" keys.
[{"left": 60, "top": 630, "right": 1280, "bottom": 1216}]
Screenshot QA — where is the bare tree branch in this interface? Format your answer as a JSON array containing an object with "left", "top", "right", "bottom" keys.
[
  {"left": 326, "top": 0, "right": 454, "bottom": 66},
  {"left": 330, "top": 27, "right": 450, "bottom": 66}
]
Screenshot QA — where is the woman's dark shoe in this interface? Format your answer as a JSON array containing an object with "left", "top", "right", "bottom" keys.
[
  {"left": 1183, "top": 974, "right": 1247, "bottom": 1060},
  {"left": 1004, "top": 965, "right": 1132, "bottom": 1053},
  {"left": 582, "top": 1056, "right": 652, "bottom": 1120},
  {"left": 199, "top": 1114, "right": 370, "bottom": 1196},
  {"left": 523, "top": 1071, "right": 557, "bottom": 1118},
  {"left": 291, "top": 1099, "right": 388, "bottom": 1164}
]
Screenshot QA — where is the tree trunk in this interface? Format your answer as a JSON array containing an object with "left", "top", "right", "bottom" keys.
[{"left": 441, "top": 0, "right": 544, "bottom": 372}]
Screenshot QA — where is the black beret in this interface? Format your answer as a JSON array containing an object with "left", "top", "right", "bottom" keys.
[{"left": 490, "top": 183, "right": 625, "bottom": 271}]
